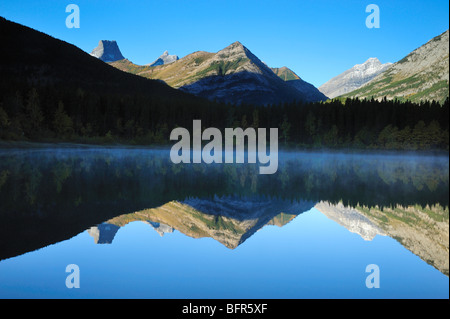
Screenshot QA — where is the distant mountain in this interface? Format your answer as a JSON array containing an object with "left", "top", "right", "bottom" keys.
[
  {"left": 272, "top": 66, "right": 328, "bottom": 102},
  {"left": 90, "top": 40, "right": 125, "bottom": 62},
  {"left": 318, "top": 58, "right": 392, "bottom": 99},
  {"left": 341, "top": 30, "right": 449, "bottom": 103},
  {"left": 110, "top": 41, "right": 326, "bottom": 105},
  {"left": 149, "top": 50, "right": 179, "bottom": 66}
]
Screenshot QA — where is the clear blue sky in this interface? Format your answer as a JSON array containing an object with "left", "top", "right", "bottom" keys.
[{"left": 1, "top": 0, "right": 448, "bottom": 87}]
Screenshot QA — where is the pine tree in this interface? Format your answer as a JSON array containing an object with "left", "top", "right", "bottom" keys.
[
  {"left": 53, "top": 101, "right": 74, "bottom": 138},
  {"left": 0, "top": 107, "right": 10, "bottom": 129},
  {"left": 23, "top": 88, "right": 44, "bottom": 136},
  {"left": 281, "top": 115, "right": 291, "bottom": 145}
]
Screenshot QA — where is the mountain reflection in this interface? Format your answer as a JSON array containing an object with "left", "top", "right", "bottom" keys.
[
  {"left": 0, "top": 148, "right": 448, "bottom": 275},
  {"left": 316, "top": 201, "right": 449, "bottom": 275},
  {"left": 88, "top": 197, "right": 313, "bottom": 249},
  {"left": 87, "top": 197, "right": 449, "bottom": 276}
]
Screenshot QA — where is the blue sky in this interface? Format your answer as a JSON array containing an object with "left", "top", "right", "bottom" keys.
[{"left": 1, "top": 0, "right": 448, "bottom": 87}]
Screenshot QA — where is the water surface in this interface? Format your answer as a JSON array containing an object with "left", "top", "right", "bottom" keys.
[{"left": 0, "top": 148, "right": 448, "bottom": 298}]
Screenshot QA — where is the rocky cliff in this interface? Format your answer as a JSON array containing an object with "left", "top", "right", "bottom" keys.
[{"left": 90, "top": 40, "right": 125, "bottom": 62}]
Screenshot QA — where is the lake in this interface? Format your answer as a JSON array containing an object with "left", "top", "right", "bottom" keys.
[{"left": 0, "top": 148, "right": 448, "bottom": 298}]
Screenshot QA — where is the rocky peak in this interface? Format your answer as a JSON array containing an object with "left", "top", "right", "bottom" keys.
[
  {"left": 149, "top": 50, "right": 179, "bottom": 67},
  {"left": 354, "top": 57, "right": 391, "bottom": 75},
  {"left": 366, "top": 57, "right": 381, "bottom": 64},
  {"left": 90, "top": 40, "right": 125, "bottom": 62},
  {"left": 229, "top": 41, "right": 245, "bottom": 49},
  {"left": 213, "top": 41, "right": 276, "bottom": 78},
  {"left": 216, "top": 41, "right": 248, "bottom": 57},
  {"left": 318, "top": 57, "right": 392, "bottom": 98}
]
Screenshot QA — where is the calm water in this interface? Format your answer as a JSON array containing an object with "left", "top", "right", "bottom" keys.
[{"left": 0, "top": 148, "right": 448, "bottom": 298}]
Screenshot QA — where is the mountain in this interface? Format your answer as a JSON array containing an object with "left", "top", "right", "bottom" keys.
[
  {"left": 149, "top": 50, "right": 179, "bottom": 66},
  {"left": 90, "top": 40, "right": 125, "bottom": 62},
  {"left": 341, "top": 30, "right": 449, "bottom": 103},
  {"left": 318, "top": 58, "right": 392, "bottom": 99},
  {"left": 110, "top": 41, "right": 326, "bottom": 105}
]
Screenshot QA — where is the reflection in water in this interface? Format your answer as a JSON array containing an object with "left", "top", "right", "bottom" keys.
[
  {"left": 87, "top": 223, "right": 120, "bottom": 244},
  {"left": 0, "top": 148, "right": 448, "bottom": 277},
  {"left": 90, "top": 197, "right": 311, "bottom": 249},
  {"left": 87, "top": 197, "right": 449, "bottom": 276},
  {"left": 316, "top": 201, "right": 449, "bottom": 276},
  {"left": 356, "top": 203, "right": 448, "bottom": 275},
  {"left": 315, "top": 201, "right": 386, "bottom": 241}
]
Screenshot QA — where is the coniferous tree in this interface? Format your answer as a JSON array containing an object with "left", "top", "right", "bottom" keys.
[
  {"left": 53, "top": 101, "right": 73, "bottom": 138},
  {"left": 22, "top": 88, "right": 44, "bottom": 137}
]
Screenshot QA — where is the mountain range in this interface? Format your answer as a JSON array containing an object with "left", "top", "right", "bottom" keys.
[
  {"left": 94, "top": 29, "right": 449, "bottom": 104},
  {"left": 0, "top": 16, "right": 447, "bottom": 111},
  {"left": 107, "top": 41, "right": 327, "bottom": 105}
]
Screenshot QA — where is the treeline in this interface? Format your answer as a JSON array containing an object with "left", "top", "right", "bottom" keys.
[
  {"left": 0, "top": 82, "right": 448, "bottom": 150},
  {"left": 271, "top": 97, "right": 449, "bottom": 150}
]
